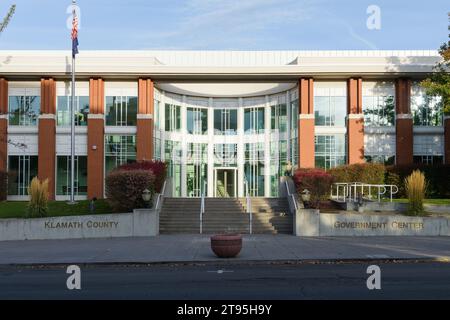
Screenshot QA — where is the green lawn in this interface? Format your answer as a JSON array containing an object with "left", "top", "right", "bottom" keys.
[
  {"left": 0, "top": 199, "right": 113, "bottom": 219},
  {"left": 388, "top": 199, "right": 450, "bottom": 205}
]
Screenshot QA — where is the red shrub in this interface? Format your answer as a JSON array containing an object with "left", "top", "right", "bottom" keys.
[
  {"left": 117, "top": 160, "right": 167, "bottom": 193},
  {"left": 293, "top": 168, "right": 334, "bottom": 208}
]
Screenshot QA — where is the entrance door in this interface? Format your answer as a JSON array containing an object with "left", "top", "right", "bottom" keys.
[{"left": 215, "top": 169, "right": 236, "bottom": 197}]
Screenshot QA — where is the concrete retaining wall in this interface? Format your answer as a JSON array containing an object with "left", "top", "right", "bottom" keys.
[
  {"left": 0, "top": 209, "right": 159, "bottom": 241},
  {"left": 295, "top": 209, "right": 450, "bottom": 237}
]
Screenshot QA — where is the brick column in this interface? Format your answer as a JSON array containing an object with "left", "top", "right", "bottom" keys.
[
  {"left": 445, "top": 116, "right": 450, "bottom": 164},
  {"left": 395, "top": 78, "right": 413, "bottom": 165},
  {"left": 298, "top": 78, "right": 315, "bottom": 168},
  {"left": 137, "top": 79, "right": 154, "bottom": 161},
  {"left": 347, "top": 78, "right": 365, "bottom": 164},
  {"left": 38, "top": 78, "right": 56, "bottom": 200},
  {"left": 87, "top": 78, "right": 105, "bottom": 199},
  {"left": 0, "top": 79, "right": 8, "bottom": 173}
]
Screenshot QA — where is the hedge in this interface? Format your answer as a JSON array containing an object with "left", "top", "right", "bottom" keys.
[
  {"left": 117, "top": 160, "right": 167, "bottom": 193},
  {"left": 386, "top": 164, "right": 450, "bottom": 199},
  {"left": 105, "top": 169, "right": 155, "bottom": 212},
  {"left": 293, "top": 168, "right": 334, "bottom": 208},
  {"left": 328, "top": 163, "right": 385, "bottom": 185}
]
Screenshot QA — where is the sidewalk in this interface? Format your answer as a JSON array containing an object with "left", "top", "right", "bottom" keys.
[{"left": 0, "top": 235, "right": 449, "bottom": 265}]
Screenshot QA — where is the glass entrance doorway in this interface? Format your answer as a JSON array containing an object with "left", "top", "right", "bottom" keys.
[{"left": 214, "top": 169, "right": 236, "bottom": 197}]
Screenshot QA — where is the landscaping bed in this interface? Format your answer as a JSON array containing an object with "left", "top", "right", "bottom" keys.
[{"left": 0, "top": 199, "right": 113, "bottom": 219}]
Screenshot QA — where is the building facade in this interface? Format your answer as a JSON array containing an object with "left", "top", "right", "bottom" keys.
[{"left": 0, "top": 50, "right": 448, "bottom": 200}]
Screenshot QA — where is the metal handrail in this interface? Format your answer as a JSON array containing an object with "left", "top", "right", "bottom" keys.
[
  {"left": 199, "top": 180, "right": 206, "bottom": 234},
  {"left": 331, "top": 182, "right": 399, "bottom": 203},
  {"left": 243, "top": 177, "right": 252, "bottom": 234},
  {"left": 285, "top": 179, "right": 298, "bottom": 212},
  {"left": 155, "top": 180, "right": 167, "bottom": 211}
]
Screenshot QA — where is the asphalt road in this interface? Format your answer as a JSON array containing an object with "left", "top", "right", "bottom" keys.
[{"left": 0, "top": 262, "right": 449, "bottom": 300}]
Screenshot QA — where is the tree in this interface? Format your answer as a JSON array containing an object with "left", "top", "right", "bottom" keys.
[
  {"left": 0, "top": 5, "right": 16, "bottom": 34},
  {"left": 421, "top": 13, "right": 450, "bottom": 115}
]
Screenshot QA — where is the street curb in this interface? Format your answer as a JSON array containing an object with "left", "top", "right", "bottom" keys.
[{"left": 1, "top": 257, "right": 449, "bottom": 268}]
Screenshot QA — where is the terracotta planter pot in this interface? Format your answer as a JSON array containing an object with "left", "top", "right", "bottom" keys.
[{"left": 210, "top": 234, "right": 242, "bottom": 258}]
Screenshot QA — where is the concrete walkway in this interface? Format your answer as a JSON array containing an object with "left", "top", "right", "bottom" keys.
[
  {"left": 0, "top": 235, "right": 450, "bottom": 265},
  {"left": 0, "top": 235, "right": 449, "bottom": 265}
]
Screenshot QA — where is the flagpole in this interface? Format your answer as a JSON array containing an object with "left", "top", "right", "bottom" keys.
[{"left": 69, "top": 0, "right": 77, "bottom": 204}]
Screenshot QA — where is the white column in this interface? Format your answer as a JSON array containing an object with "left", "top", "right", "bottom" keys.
[
  {"left": 181, "top": 95, "right": 187, "bottom": 197},
  {"left": 264, "top": 95, "right": 271, "bottom": 197},
  {"left": 207, "top": 97, "right": 214, "bottom": 197},
  {"left": 237, "top": 97, "right": 244, "bottom": 198}
]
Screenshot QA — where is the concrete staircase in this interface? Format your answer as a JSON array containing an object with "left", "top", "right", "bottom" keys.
[{"left": 160, "top": 197, "right": 293, "bottom": 234}]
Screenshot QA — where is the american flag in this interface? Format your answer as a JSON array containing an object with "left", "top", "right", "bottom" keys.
[{"left": 71, "top": 6, "right": 79, "bottom": 58}]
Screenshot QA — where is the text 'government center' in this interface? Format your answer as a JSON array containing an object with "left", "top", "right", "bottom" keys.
[{"left": 0, "top": 50, "right": 448, "bottom": 200}]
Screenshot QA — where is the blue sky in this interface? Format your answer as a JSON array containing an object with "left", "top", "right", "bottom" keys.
[{"left": 0, "top": 0, "right": 448, "bottom": 50}]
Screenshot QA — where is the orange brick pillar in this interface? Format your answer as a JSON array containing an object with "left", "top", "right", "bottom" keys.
[
  {"left": 298, "top": 78, "right": 315, "bottom": 168},
  {"left": 347, "top": 78, "right": 365, "bottom": 164},
  {"left": 38, "top": 78, "right": 56, "bottom": 200},
  {"left": 0, "top": 79, "right": 8, "bottom": 174},
  {"left": 87, "top": 78, "right": 105, "bottom": 199},
  {"left": 395, "top": 78, "right": 413, "bottom": 165},
  {"left": 445, "top": 116, "right": 450, "bottom": 164},
  {"left": 137, "top": 79, "right": 154, "bottom": 161}
]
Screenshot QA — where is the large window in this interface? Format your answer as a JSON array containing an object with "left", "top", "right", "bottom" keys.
[
  {"left": 164, "top": 140, "right": 182, "bottom": 197},
  {"left": 315, "top": 135, "right": 346, "bottom": 169},
  {"left": 270, "top": 140, "right": 288, "bottom": 196},
  {"left": 56, "top": 156, "right": 87, "bottom": 196},
  {"left": 244, "top": 107, "right": 265, "bottom": 134},
  {"left": 314, "top": 84, "right": 346, "bottom": 127},
  {"left": 8, "top": 156, "right": 38, "bottom": 196},
  {"left": 362, "top": 82, "right": 395, "bottom": 126},
  {"left": 244, "top": 143, "right": 265, "bottom": 197},
  {"left": 105, "top": 96, "right": 138, "bottom": 126},
  {"left": 165, "top": 103, "right": 181, "bottom": 132},
  {"left": 187, "top": 107, "right": 208, "bottom": 135},
  {"left": 8, "top": 95, "right": 40, "bottom": 126},
  {"left": 365, "top": 155, "right": 395, "bottom": 165},
  {"left": 290, "top": 96, "right": 299, "bottom": 166},
  {"left": 411, "top": 83, "right": 443, "bottom": 126},
  {"left": 105, "top": 135, "right": 136, "bottom": 174},
  {"left": 271, "top": 103, "right": 287, "bottom": 133},
  {"left": 413, "top": 155, "right": 443, "bottom": 165},
  {"left": 214, "top": 109, "right": 237, "bottom": 135},
  {"left": 57, "top": 96, "right": 89, "bottom": 126},
  {"left": 214, "top": 144, "right": 237, "bottom": 167},
  {"left": 186, "top": 143, "right": 208, "bottom": 197}
]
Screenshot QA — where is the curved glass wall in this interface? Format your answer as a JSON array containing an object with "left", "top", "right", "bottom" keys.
[{"left": 154, "top": 87, "right": 297, "bottom": 198}]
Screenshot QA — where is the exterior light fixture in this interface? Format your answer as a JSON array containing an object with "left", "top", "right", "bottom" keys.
[{"left": 301, "top": 189, "right": 311, "bottom": 203}]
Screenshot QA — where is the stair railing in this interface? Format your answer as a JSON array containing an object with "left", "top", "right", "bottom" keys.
[
  {"left": 244, "top": 177, "right": 252, "bottom": 234},
  {"left": 199, "top": 180, "right": 206, "bottom": 234},
  {"left": 285, "top": 178, "right": 298, "bottom": 213},
  {"left": 155, "top": 179, "right": 167, "bottom": 212}
]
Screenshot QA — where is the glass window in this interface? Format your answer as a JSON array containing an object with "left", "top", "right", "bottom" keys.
[
  {"left": 363, "top": 95, "right": 395, "bottom": 126},
  {"left": 413, "top": 155, "right": 443, "bottom": 165},
  {"left": 314, "top": 96, "right": 346, "bottom": 127},
  {"left": 57, "top": 96, "right": 89, "bottom": 126},
  {"left": 187, "top": 107, "right": 208, "bottom": 135},
  {"left": 244, "top": 107, "right": 265, "bottom": 134},
  {"left": 186, "top": 143, "right": 208, "bottom": 197},
  {"left": 315, "top": 135, "right": 346, "bottom": 169},
  {"left": 105, "top": 135, "right": 136, "bottom": 174},
  {"left": 165, "top": 103, "right": 181, "bottom": 132},
  {"left": 214, "top": 144, "right": 237, "bottom": 167},
  {"left": 271, "top": 103, "right": 287, "bottom": 133},
  {"left": 244, "top": 143, "right": 265, "bottom": 197},
  {"left": 56, "top": 156, "right": 87, "bottom": 196},
  {"left": 8, "top": 96, "right": 40, "bottom": 126},
  {"left": 214, "top": 109, "right": 237, "bottom": 135},
  {"left": 164, "top": 140, "right": 182, "bottom": 197},
  {"left": 105, "top": 96, "right": 138, "bottom": 126},
  {"left": 270, "top": 140, "right": 288, "bottom": 196},
  {"left": 365, "top": 155, "right": 395, "bottom": 166},
  {"left": 411, "top": 83, "right": 443, "bottom": 126},
  {"left": 7, "top": 156, "right": 38, "bottom": 196},
  {"left": 154, "top": 99, "right": 160, "bottom": 130}
]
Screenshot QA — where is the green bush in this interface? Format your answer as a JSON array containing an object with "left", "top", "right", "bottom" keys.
[
  {"left": 386, "top": 164, "right": 450, "bottom": 198},
  {"left": 0, "top": 171, "right": 7, "bottom": 201},
  {"left": 328, "top": 163, "right": 386, "bottom": 185},
  {"left": 105, "top": 169, "right": 155, "bottom": 212}
]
